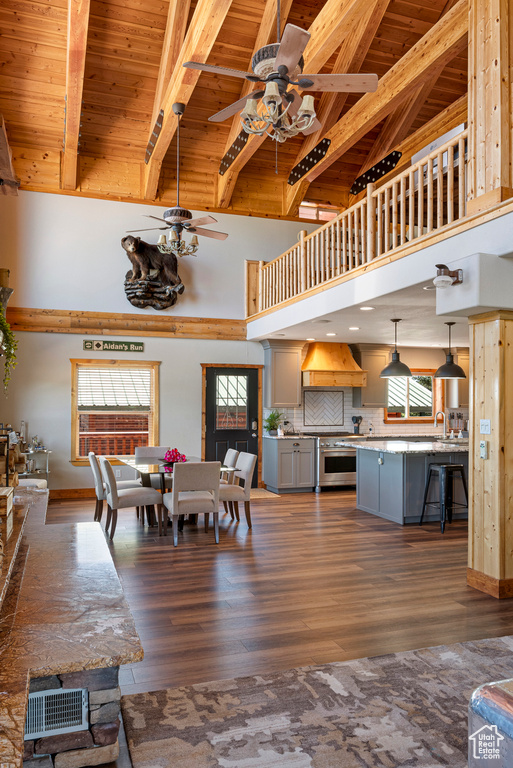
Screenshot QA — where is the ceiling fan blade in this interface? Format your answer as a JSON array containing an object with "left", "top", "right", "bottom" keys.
[
  {"left": 298, "top": 73, "right": 379, "bottom": 93},
  {"left": 183, "top": 61, "right": 257, "bottom": 80},
  {"left": 143, "top": 214, "right": 169, "bottom": 223},
  {"left": 285, "top": 88, "right": 300, "bottom": 116},
  {"left": 188, "top": 227, "right": 229, "bottom": 240},
  {"left": 208, "top": 90, "right": 265, "bottom": 123},
  {"left": 125, "top": 226, "right": 169, "bottom": 233},
  {"left": 302, "top": 116, "right": 322, "bottom": 136},
  {"left": 185, "top": 215, "right": 218, "bottom": 228},
  {"left": 274, "top": 24, "right": 311, "bottom": 76}
]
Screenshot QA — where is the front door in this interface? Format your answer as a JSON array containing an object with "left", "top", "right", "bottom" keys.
[{"left": 205, "top": 367, "right": 259, "bottom": 486}]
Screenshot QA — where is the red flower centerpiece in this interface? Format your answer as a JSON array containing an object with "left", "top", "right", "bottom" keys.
[{"left": 163, "top": 448, "right": 186, "bottom": 472}]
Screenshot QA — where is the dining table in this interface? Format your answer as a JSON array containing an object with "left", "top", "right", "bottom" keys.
[{"left": 116, "top": 455, "right": 235, "bottom": 527}]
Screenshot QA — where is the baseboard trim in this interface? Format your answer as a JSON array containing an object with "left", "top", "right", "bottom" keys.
[
  {"left": 467, "top": 567, "right": 513, "bottom": 599},
  {"left": 49, "top": 488, "right": 96, "bottom": 500}
]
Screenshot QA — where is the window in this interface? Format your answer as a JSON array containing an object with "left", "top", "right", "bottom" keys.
[
  {"left": 215, "top": 374, "right": 248, "bottom": 429},
  {"left": 71, "top": 360, "right": 159, "bottom": 461},
  {"left": 385, "top": 370, "right": 443, "bottom": 423},
  {"left": 298, "top": 202, "right": 340, "bottom": 222}
]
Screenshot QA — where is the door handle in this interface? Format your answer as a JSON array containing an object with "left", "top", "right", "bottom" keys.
[{"left": 252, "top": 433, "right": 257, "bottom": 437}]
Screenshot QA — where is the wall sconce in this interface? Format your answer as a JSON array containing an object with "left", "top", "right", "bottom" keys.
[{"left": 433, "top": 264, "right": 463, "bottom": 288}]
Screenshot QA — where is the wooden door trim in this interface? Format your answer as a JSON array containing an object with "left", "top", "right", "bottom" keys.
[{"left": 201, "top": 364, "right": 264, "bottom": 487}]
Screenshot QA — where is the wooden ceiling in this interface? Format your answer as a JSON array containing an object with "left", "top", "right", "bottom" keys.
[{"left": 0, "top": 0, "right": 468, "bottom": 220}]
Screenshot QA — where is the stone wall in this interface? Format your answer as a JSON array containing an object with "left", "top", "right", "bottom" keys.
[{"left": 23, "top": 667, "right": 121, "bottom": 768}]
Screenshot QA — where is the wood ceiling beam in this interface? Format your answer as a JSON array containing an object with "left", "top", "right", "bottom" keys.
[
  {"left": 150, "top": 0, "right": 192, "bottom": 131},
  {"left": 356, "top": 0, "right": 460, "bottom": 179},
  {"left": 284, "top": 0, "right": 467, "bottom": 212},
  {"left": 284, "top": 0, "right": 391, "bottom": 216},
  {"left": 143, "top": 0, "right": 234, "bottom": 201},
  {"left": 61, "top": 0, "right": 90, "bottom": 191},
  {"left": 215, "top": 0, "right": 371, "bottom": 210}
]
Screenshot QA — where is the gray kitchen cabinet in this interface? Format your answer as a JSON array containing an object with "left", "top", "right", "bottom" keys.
[
  {"left": 263, "top": 437, "right": 315, "bottom": 493},
  {"left": 261, "top": 340, "right": 305, "bottom": 409},
  {"left": 356, "top": 447, "right": 468, "bottom": 525},
  {"left": 357, "top": 450, "right": 403, "bottom": 523},
  {"left": 351, "top": 345, "right": 391, "bottom": 408}
]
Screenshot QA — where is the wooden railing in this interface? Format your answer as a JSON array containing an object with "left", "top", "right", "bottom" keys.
[{"left": 247, "top": 130, "right": 468, "bottom": 316}]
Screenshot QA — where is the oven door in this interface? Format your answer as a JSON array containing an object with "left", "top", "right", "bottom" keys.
[{"left": 317, "top": 448, "right": 357, "bottom": 488}]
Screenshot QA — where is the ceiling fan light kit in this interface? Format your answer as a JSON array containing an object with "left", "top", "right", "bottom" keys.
[
  {"left": 126, "top": 103, "right": 228, "bottom": 252},
  {"left": 184, "top": 0, "right": 378, "bottom": 148}
]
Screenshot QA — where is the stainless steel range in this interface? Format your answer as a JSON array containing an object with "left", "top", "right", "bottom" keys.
[{"left": 314, "top": 432, "right": 358, "bottom": 492}]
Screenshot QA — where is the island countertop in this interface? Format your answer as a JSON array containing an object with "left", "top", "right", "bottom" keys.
[
  {"left": 344, "top": 439, "right": 469, "bottom": 454},
  {"left": 0, "top": 489, "right": 143, "bottom": 767}
]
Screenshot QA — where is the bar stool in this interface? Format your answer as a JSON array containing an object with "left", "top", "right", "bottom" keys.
[{"left": 419, "top": 463, "right": 468, "bottom": 533}]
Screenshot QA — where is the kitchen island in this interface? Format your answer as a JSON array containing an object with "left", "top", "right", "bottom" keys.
[{"left": 344, "top": 439, "right": 469, "bottom": 525}]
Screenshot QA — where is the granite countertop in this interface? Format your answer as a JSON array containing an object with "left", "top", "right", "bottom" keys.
[
  {"left": 0, "top": 489, "right": 144, "bottom": 767},
  {"left": 345, "top": 439, "right": 469, "bottom": 454}
]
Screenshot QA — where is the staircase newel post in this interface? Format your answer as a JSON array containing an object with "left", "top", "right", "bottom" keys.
[{"left": 258, "top": 260, "right": 265, "bottom": 312}]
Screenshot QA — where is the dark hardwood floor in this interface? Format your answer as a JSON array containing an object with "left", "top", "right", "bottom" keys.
[{"left": 47, "top": 490, "right": 513, "bottom": 766}]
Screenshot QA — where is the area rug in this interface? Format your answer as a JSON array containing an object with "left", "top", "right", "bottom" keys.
[
  {"left": 121, "top": 635, "right": 513, "bottom": 768},
  {"left": 250, "top": 488, "right": 280, "bottom": 499}
]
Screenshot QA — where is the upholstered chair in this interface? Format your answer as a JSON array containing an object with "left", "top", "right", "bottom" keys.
[
  {"left": 162, "top": 462, "right": 221, "bottom": 546},
  {"left": 218, "top": 452, "right": 257, "bottom": 528},
  {"left": 88, "top": 451, "right": 141, "bottom": 523},
  {"left": 99, "top": 456, "right": 164, "bottom": 540}
]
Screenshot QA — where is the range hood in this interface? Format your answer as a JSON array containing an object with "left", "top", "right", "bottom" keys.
[{"left": 302, "top": 342, "right": 367, "bottom": 387}]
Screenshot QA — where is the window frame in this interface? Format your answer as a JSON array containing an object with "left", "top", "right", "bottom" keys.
[
  {"left": 70, "top": 358, "right": 160, "bottom": 465},
  {"left": 384, "top": 368, "right": 444, "bottom": 424}
]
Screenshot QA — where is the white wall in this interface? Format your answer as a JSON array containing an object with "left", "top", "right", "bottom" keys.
[
  {"left": 0, "top": 191, "right": 315, "bottom": 318},
  {"left": 0, "top": 191, "right": 314, "bottom": 489}
]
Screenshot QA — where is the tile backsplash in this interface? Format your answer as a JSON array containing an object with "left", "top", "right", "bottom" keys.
[{"left": 264, "top": 388, "right": 468, "bottom": 437}]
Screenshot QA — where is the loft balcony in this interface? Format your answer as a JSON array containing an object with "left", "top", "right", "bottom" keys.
[{"left": 245, "top": 128, "right": 513, "bottom": 325}]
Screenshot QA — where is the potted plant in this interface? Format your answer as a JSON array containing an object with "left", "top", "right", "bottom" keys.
[
  {"left": 264, "top": 409, "right": 283, "bottom": 435},
  {"left": 0, "top": 302, "right": 17, "bottom": 392}
]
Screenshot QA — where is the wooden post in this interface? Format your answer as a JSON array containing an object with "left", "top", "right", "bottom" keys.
[
  {"left": 467, "top": 0, "right": 513, "bottom": 214},
  {"left": 258, "top": 260, "right": 264, "bottom": 313},
  {"left": 299, "top": 230, "right": 307, "bottom": 294},
  {"left": 467, "top": 311, "right": 513, "bottom": 598}
]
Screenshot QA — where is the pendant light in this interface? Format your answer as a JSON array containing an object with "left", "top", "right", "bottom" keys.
[
  {"left": 380, "top": 319, "right": 412, "bottom": 378},
  {"left": 434, "top": 322, "right": 466, "bottom": 379}
]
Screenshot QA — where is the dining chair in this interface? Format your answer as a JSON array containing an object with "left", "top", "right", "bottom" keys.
[
  {"left": 218, "top": 452, "right": 257, "bottom": 528},
  {"left": 99, "top": 456, "right": 165, "bottom": 540},
  {"left": 162, "top": 462, "right": 221, "bottom": 546},
  {"left": 220, "top": 448, "right": 239, "bottom": 517},
  {"left": 135, "top": 445, "right": 173, "bottom": 490},
  {"left": 88, "top": 452, "right": 142, "bottom": 523}
]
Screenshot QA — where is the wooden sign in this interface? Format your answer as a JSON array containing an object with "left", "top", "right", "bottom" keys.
[{"left": 83, "top": 340, "right": 144, "bottom": 352}]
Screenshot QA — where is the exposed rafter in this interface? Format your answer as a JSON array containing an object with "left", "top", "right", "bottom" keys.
[
  {"left": 143, "top": 0, "right": 235, "bottom": 201},
  {"left": 284, "top": 0, "right": 391, "bottom": 216},
  {"left": 151, "top": 0, "right": 192, "bottom": 131},
  {"left": 216, "top": 0, "right": 375, "bottom": 210},
  {"left": 61, "top": 0, "right": 91, "bottom": 191},
  {"left": 283, "top": 0, "right": 468, "bottom": 212},
  {"left": 356, "top": 0, "right": 460, "bottom": 180}
]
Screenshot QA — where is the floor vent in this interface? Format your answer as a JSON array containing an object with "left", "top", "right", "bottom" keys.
[{"left": 25, "top": 688, "right": 88, "bottom": 740}]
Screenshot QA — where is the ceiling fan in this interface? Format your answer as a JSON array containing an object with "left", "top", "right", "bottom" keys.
[
  {"left": 183, "top": 0, "right": 378, "bottom": 142},
  {"left": 127, "top": 103, "right": 228, "bottom": 246}
]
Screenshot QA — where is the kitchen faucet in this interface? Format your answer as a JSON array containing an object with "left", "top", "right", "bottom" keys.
[{"left": 435, "top": 411, "right": 447, "bottom": 439}]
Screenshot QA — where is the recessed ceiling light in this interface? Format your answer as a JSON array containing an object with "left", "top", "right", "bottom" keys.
[
  {"left": 313, "top": 319, "right": 331, "bottom": 324},
  {"left": 349, "top": 326, "right": 360, "bottom": 330},
  {"left": 360, "top": 306, "right": 375, "bottom": 311},
  {"left": 273, "top": 333, "right": 285, "bottom": 337},
  {"left": 326, "top": 332, "right": 337, "bottom": 336},
  {"left": 306, "top": 338, "right": 315, "bottom": 341},
  {"left": 423, "top": 285, "right": 436, "bottom": 291}
]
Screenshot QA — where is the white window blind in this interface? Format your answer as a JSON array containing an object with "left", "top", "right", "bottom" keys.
[{"left": 77, "top": 368, "right": 151, "bottom": 410}]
